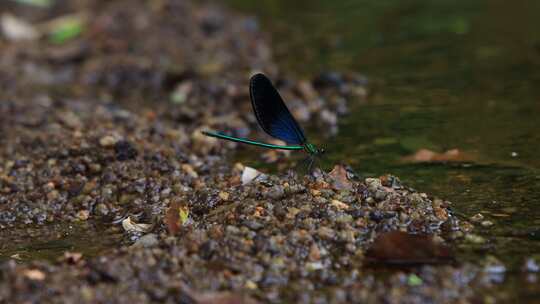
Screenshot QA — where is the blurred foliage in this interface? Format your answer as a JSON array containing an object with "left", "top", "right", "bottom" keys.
[
  {"left": 48, "top": 15, "right": 84, "bottom": 44},
  {"left": 12, "top": 0, "right": 53, "bottom": 7}
]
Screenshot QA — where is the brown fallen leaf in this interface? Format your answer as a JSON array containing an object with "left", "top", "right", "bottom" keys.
[
  {"left": 328, "top": 164, "right": 353, "bottom": 191},
  {"left": 165, "top": 199, "right": 190, "bottom": 235},
  {"left": 402, "top": 148, "right": 474, "bottom": 163},
  {"left": 366, "top": 231, "right": 453, "bottom": 265}
]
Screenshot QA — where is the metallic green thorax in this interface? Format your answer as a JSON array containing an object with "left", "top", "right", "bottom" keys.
[{"left": 304, "top": 142, "right": 320, "bottom": 155}]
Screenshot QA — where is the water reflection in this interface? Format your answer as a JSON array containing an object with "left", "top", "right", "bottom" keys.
[{"left": 226, "top": 0, "right": 540, "bottom": 297}]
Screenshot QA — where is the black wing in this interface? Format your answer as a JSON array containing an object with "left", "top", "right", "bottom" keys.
[{"left": 249, "top": 73, "right": 307, "bottom": 145}]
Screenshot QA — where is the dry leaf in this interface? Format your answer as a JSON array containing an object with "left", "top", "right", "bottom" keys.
[
  {"left": 121, "top": 217, "right": 152, "bottom": 233},
  {"left": 241, "top": 167, "right": 260, "bottom": 185},
  {"left": 165, "top": 200, "right": 190, "bottom": 235}
]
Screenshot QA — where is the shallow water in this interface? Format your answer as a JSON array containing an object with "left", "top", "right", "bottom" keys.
[
  {"left": 226, "top": 0, "right": 540, "bottom": 299},
  {"left": 0, "top": 222, "right": 124, "bottom": 262}
]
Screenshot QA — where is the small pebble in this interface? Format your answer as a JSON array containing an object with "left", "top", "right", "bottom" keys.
[
  {"left": 266, "top": 185, "right": 285, "bottom": 200},
  {"left": 481, "top": 220, "right": 493, "bottom": 227},
  {"left": 99, "top": 135, "right": 117, "bottom": 147},
  {"left": 465, "top": 234, "right": 486, "bottom": 244},
  {"left": 76, "top": 210, "right": 90, "bottom": 221},
  {"left": 245, "top": 280, "right": 258, "bottom": 290},
  {"left": 524, "top": 258, "right": 540, "bottom": 272},
  {"left": 330, "top": 199, "right": 349, "bottom": 210},
  {"left": 470, "top": 213, "right": 484, "bottom": 222},
  {"left": 133, "top": 234, "right": 159, "bottom": 248},
  {"left": 317, "top": 227, "right": 335, "bottom": 240},
  {"left": 219, "top": 191, "right": 230, "bottom": 201}
]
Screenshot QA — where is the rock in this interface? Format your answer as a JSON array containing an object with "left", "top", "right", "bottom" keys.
[
  {"left": 374, "top": 190, "right": 388, "bottom": 201},
  {"left": 181, "top": 164, "right": 199, "bottom": 178},
  {"left": 365, "top": 178, "right": 382, "bottom": 191},
  {"left": 99, "top": 135, "right": 117, "bottom": 147},
  {"left": 286, "top": 207, "right": 301, "bottom": 219},
  {"left": 59, "top": 111, "right": 83, "bottom": 129},
  {"left": 465, "top": 234, "right": 486, "bottom": 244},
  {"left": 170, "top": 81, "right": 193, "bottom": 104},
  {"left": 265, "top": 185, "right": 285, "bottom": 200},
  {"left": 244, "top": 280, "right": 258, "bottom": 291},
  {"left": 76, "top": 210, "right": 90, "bottom": 220},
  {"left": 95, "top": 203, "right": 109, "bottom": 216},
  {"left": 317, "top": 227, "right": 335, "bottom": 240},
  {"left": 47, "top": 190, "right": 60, "bottom": 201},
  {"left": 22, "top": 269, "right": 46, "bottom": 281},
  {"left": 470, "top": 213, "right": 484, "bottom": 222},
  {"left": 114, "top": 140, "right": 138, "bottom": 161},
  {"left": 336, "top": 214, "right": 353, "bottom": 224},
  {"left": 523, "top": 258, "right": 540, "bottom": 272},
  {"left": 481, "top": 220, "right": 493, "bottom": 227},
  {"left": 133, "top": 234, "right": 159, "bottom": 248},
  {"left": 306, "top": 261, "right": 324, "bottom": 271},
  {"left": 1, "top": 14, "right": 39, "bottom": 41},
  {"left": 483, "top": 256, "right": 506, "bottom": 274},
  {"left": 243, "top": 220, "right": 264, "bottom": 231},
  {"left": 330, "top": 199, "right": 349, "bottom": 210},
  {"left": 309, "top": 243, "right": 321, "bottom": 261},
  {"left": 218, "top": 191, "right": 230, "bottom": 201}
]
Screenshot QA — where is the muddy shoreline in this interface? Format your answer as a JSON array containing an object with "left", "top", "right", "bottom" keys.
[{"left": 0, "top": 0, "right": 503, "bottom": 303}]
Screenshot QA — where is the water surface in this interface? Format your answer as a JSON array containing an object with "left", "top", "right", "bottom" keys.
[{"left": 226, "top": 0, "right": 540, "bottom": 299}]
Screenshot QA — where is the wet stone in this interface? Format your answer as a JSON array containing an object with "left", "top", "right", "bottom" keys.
[
  {"left": 114, "top": 140, "right": 138, "bottom": 161},
  {"left": 374, "top": 190, "right": 388, "bottom": 201},
  {"left": 524, "top": 258, "right": 540, "bottom": 272},
  {"left": 99, "top": 135, "right": 117, "bottom": 147},
  {"left": 134, "top": 233, "right": 159, "bottom": 248},
  {"left": 199, "top": 240, "right": 219, "bottom": 260},
  {"left": 318, "top": 227, "right": 336, "bottom": 240},
  {"left": 369, "top": 210, "right": 385, "bottom": 222},
  {"left": 265, "top": 185, "right": 285, "bottom": 200},
  {"left": 243, "top": 220, "right": 264, "bottom": 231}
]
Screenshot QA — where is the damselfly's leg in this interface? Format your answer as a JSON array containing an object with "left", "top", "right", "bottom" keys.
[{"left": 307, "top": 156, "right": 315, "bottom": 174}]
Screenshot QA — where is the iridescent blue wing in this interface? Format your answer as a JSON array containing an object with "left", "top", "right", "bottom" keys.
[{"left": 249, "top": 73, "right": 307, "bottom": 145}]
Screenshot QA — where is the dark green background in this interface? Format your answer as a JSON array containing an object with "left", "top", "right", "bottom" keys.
[{"left": 225, "top": 0, "right": 540, "bottom": 298}]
